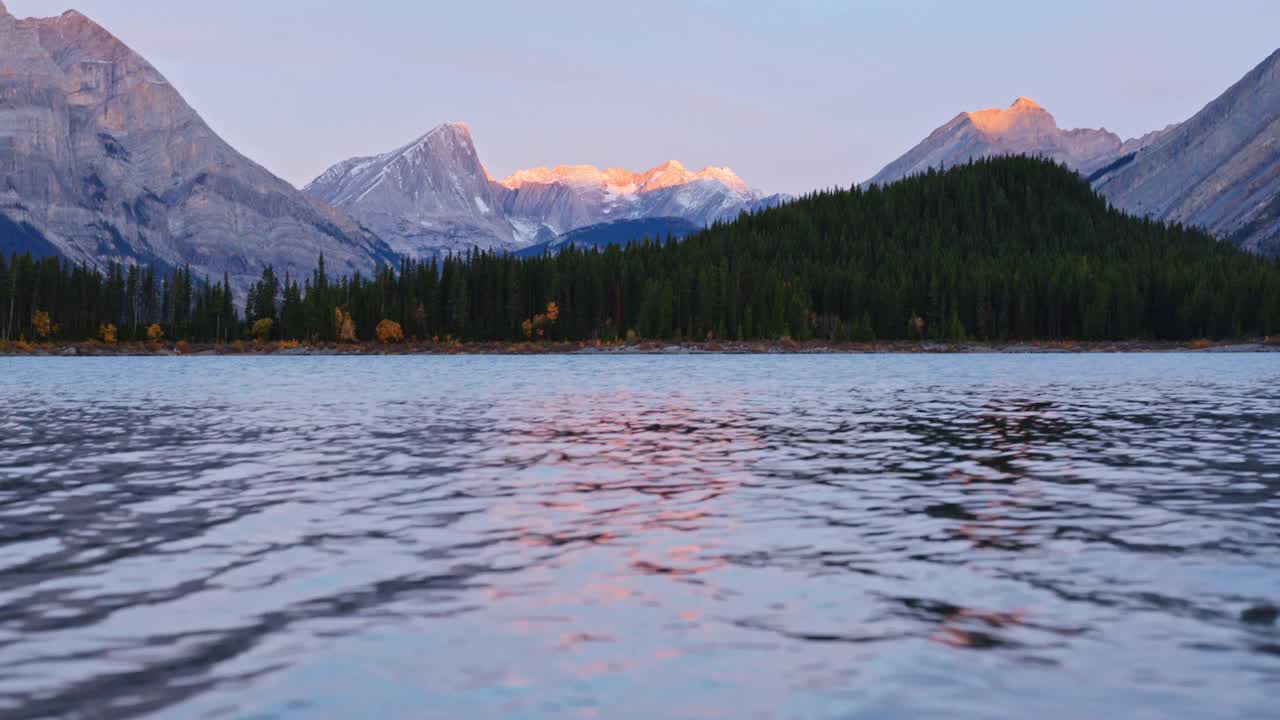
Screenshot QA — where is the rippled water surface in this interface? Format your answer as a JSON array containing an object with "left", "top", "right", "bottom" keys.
[{"left": 2, "top": 355, "right": 1279, "bottom": 719}]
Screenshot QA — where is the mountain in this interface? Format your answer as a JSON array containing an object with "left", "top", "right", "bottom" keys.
[
  {"left": 0, "top": 3, "right": 392, "bottom": 290},
  {"left": 867, "top": 97, "right": 1129, "bottom": 186},
  {"left": 303, "top": 123, "right": 524, "bottom": 258},
  {"left": 514, "top": 216, "right": 699, "bottom": 257},
  {"left": 1092, "top": 49, "right": 1280, "bottom": 256},
  {"left": 23, "top": 156, "right": 1278, "bottom": 345},
  {"left": 868, "top": 49, "right": 1280, "bottom": 257},
  {"left": 307, "top": 127, "right": 782, "bottom": 257},
  {"left": 494, "top": 160, "right": 768, "bottom": 236}
]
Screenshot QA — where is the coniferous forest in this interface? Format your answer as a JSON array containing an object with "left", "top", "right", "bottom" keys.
[{"left": 3, "top": 157, "right": 1279, "bottom": 346}]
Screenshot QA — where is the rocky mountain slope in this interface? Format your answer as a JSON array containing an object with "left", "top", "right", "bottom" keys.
[
  {"left": 302, "top": 123, "right": 519, "bottom": 258},
  {"left": 868, "top": 52, "right": 1280, "bottom": 258},
  {"left": 308, "top": 127, "right": 782, "bottom": 257},
  {"left": 866, "top": 97, "right": 1128, "bottom": 186},
  {"left": 0, "top": 3, "right": 392, "bottom": 290},
  {"left": 1092, "top": 49, "right": 1280, "bottom": 256}
]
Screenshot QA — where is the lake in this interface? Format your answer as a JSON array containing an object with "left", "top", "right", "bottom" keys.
[{"left": 1, "top": 355, "right": 1278, "bottom": 719}]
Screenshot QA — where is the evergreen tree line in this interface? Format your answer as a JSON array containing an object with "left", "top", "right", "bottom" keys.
[
  {"left": 3, "top": 157, "right": 1279, "bottom": 345},
  {"left": 0, "top": 257, "right": 236, "bottom": 344}
]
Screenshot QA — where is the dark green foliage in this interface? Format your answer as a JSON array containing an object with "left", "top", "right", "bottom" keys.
[
  {"left": 245, "top": 266, "right": 280, "bottom": 329},
  {"left": 0, "top": 254, "right": 237, "bottom": 343},
  {"left": 4, "top": 157, "right": 1278, "bottom": 344}
]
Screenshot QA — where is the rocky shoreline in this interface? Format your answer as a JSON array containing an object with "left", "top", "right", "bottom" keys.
[{"left": 3, "top": 339, "right": 1279, "bottom": 357}]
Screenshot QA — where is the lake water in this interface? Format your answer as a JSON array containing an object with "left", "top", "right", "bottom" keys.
[{"left": 1, "top": 355, "right": 1279, "bottom": 719}]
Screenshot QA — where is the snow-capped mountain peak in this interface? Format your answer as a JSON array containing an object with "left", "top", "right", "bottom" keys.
[
  {"left": 498, "top": 165, "right": 631, "bottom": 192},
  {"left": 304, "top": 122, "right": 516, "bottom": 257},
  {"left": 496, "top": 160, "right": 750, "bottom": 197},
  {"left": 306, "top": 125, "right": 783, "bottom": 258}
]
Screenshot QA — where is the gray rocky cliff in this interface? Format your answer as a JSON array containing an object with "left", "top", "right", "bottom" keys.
[
  {"left": 0, "top": 5, "right": 393, "bottom": 290},
  {"left": 1093, "top": 49, "right": 1280, "bottom": 256},
  {"left": 304, "top": 123, "right": 519, "bottom": 258}
]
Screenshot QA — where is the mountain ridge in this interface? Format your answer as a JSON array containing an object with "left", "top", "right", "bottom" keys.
[
  {"left": 866, "top": 97, "right": 1128, "bottom": 187},
  {"left": 497, "top": 160, "right": 751, "bottom": 195},
  {"left": 306, "top": 123, "right": 783, "bottom": 258},
  {"left": 867, "top": 49, "right": 1280, "bottom": 257},
  {"left": 1092, "top": 48, "right": 1280, "bottom": 256},
  {"left": 0, "top": 4, "right": 394, "bottom": 291},
  {"left": 302, "top": 122, "right": 516, "bottom": 258}
]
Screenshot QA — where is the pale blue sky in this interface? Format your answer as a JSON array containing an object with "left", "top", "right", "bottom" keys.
[{"left": 9, "top": 0, "right": 1279, "bottom": 194}]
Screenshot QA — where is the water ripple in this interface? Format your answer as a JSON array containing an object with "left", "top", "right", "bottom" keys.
[{"left": 1, "top": 354, "right": 1278, "bottom": 719}]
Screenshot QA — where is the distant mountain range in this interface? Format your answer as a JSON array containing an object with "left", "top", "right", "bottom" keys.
[
  {"left": 0, "top": 1, "right": 1276, "bottom": 288},
  {"left": 305, "top": 127, "right": 785, "bottom": 258},
  {"left": 0, "top": 4, "right": 781, "bottom": 290},
  {"left": 868, "top": 51, "right": 1280, "bottom": 256},
  {"left": 0, "top": 3, "right": 393, "bottom": 292}
]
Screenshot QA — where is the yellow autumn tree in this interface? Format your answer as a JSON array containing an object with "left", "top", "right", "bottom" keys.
[
  {"left": 98, "top": 323, "right": 118, "bottom": 344},
  {"left": 335, "top": 308, "right": 357, "bottom": 342},
  {"left": 521, "top": 302, "right": 561, "bottom": 340},
  {"left": 376, "top": 319, "right": 405, "bottom": 344},
  {"left": 251, "top": 318, "right": 274, "bottom": 342},
  {"left": 31, "top": 310, "right": 55, "bottom": 340},
  {"left": 146, "top": 323, "right": 165, "bottom": 343}
]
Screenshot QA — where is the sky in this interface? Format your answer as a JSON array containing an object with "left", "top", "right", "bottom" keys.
[{"left": 8, "top": 0, "right": 1280, "bottom": 195}]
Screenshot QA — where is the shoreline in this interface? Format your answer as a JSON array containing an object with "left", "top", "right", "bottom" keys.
[{"left": 3, "top": 339, "right": 1279, "bottom": 357}]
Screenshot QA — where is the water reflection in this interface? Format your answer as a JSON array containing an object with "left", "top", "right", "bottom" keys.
[{"left": 0, "top": 355, "right": 1278, "bottom": 719}]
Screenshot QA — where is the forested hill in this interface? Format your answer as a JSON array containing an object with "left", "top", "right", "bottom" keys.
[
  {"left": 637, "top": 155, "right": 1280, "bottom": 341},
  {"left": 3, "top": 156, "right": 1279, "bottom": 345}
]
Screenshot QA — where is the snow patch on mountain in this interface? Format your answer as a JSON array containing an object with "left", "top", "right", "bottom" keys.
[{"left": 308, "top": 124, "right": 784, "bottom": 257}]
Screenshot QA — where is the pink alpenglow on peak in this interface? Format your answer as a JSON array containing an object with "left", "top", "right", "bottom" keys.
[
  {"left": 638, "top": 161, "right": 752, "bottom": 195},
  {"left": 965, "top": 97, "right": 1053, "bottom": 134},
  {"left": 867, "top": 96, "right": 1129, "bottom": 186},
  {"left": 498, "top": 165, "right": 639, "bottom": 193},
  {"left": 430, "top": 121, "right": 473, "bottom": 141},
  {"left": 498, "top": 161, "right": 751, "bottom": 196},
  {"left": 307, "top": 121, "right": 783, "bottom": 258}
]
